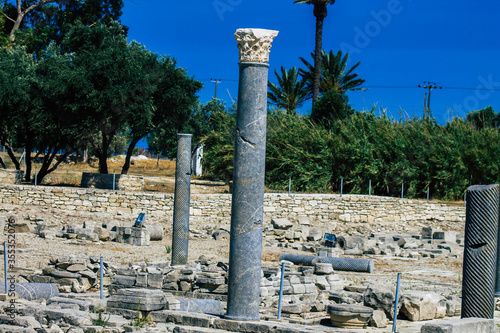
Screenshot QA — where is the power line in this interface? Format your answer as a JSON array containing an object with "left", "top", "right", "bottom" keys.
[{"left": 359, "top": 85, "right": 500, "bottom": 91}]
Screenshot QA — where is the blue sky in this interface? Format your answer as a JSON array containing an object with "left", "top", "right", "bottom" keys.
[{"left": 121, "top": 0, "right": 499, "bottom": 124}]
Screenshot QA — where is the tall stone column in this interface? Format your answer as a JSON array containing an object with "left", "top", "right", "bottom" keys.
[
  {"left": 226, "top": 28, "right": 278, "bottom": 321},
  {"left": 462, "top": 184, "right": 499, "bottom": 319},
  {"left": 171, "top": 133, "right": 192, "bottom": 266}
]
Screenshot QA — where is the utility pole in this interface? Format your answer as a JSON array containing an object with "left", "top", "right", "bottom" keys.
[
  {"left": 418, "top": 82, "right": 442, "bottom": 119},
  {"left": 211, "top": 78, "right": 221, "bottom": 99}
]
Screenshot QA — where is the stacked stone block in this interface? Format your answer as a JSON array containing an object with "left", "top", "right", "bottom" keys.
[{"left": 0, "top": 183, "right": 465, "bottom": 224}]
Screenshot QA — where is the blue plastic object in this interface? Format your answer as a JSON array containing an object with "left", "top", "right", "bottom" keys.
[
  {"left": 324, "top": 233, "right": 336, "bottom": 242},
  {"left": 134, "top": 213, "right": 146, "bottom": 227}
]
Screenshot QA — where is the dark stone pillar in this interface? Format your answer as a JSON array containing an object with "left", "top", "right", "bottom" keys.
[
  {"left": 225, "top": 28, "right": 278, "bottom": 321},
  {"left": 171, "top": 133, "right": 192, "bottom": 266},
  {"left": 462, "top": 184, "right": 499, "bottom": 319}
]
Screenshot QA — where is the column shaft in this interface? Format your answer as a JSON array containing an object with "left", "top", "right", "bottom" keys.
[
  {"left": 171, "top": 133, "right": 192, "bottom": 266},
  {"left": 462, "top": 184, "right": 499, "bottom": 319}
]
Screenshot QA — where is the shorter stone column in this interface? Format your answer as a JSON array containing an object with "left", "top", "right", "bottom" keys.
[{"left": 171, "top": 133, "right": 192, "bottom": 266}]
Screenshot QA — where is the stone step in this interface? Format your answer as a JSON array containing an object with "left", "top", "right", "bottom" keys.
[{"left": 173, "top": 325, "right": 232, "bottom": 333}]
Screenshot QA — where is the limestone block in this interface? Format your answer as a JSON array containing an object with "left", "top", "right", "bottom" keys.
[
  {"left": 307, "top": 227, "right": 323, "bottom": 241},
  {"left": 196, "top": 276, "right": 225, "bottom": 286},
  {"left": 107, "top": 288, "right": 166, "bottom": 311},
  {"left": 12, "top": 222, "right": 34, "bottom": 233},
  {"left": 135, "top": 272, "right": 148, "bottom": 287},
  {"left": 94, "top": 227, "right": 110, "bottom": 241},
  {"left": 65, "top": 264, "right": 87, "bottom": 272},
  {"left": 330, "top": 291, "right": 364, "bottom": 305},
  {"left": 179, "top": 281, "right": 191, "bottom": 292},
  {"left": 212, "top": 229, "right": 229, "bottom": 240},
  {"left": 304, "top": 284, "right": 316, "bottom": 294},
  {"left": 315, "top": 276, "right": 330, "bottom": 291},
  {"left": 433, "top": 231, "right": 458, "bottom": 243},
  {"left": 291, "top": 284, "right": 305, "bottom": 294},
  {"left": 164, "top": 293, "right": 180, "bottom": 310},
  {"left": 162, "top": 282, "right": 179, "bottom": 291},
  {"left": 43, "top": 267, "right": 81, "bottom": 279},
  {"left": 281, "top": 303, "right": 310, "bottom": 314},
  {"left": 363, "top": 284, "right": 400, "bottom": 320},
  {"left": 400, "top": 291, "right": 446, "bottom": 321},
  {"left": 369, "top": 309, "right": 388, "bottom": 328},
  {"left": 314, "top": 263, "right": 333, "bottom": 275},
  {"left": 421, "top": 318, "right": 494, "bottom": 333},
  {"left": 112, "top": 275, "right": 136, "bottom": 287},
  {"left": 271, "top": 218, "right": 293, "bottom": 230},
  {"left": 148, "top": 273, "right": 164, "bottom": 289},
  {"left": 446, "top": 296, "right": 461, "bottom": 317},
  {"left": 421, "top": 227, "right": 433, "bottom": 239}
]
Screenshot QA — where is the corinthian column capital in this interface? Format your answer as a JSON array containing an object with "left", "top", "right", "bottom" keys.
[{"left": 234, "top": 28, "right": 279, "bottom": 64}]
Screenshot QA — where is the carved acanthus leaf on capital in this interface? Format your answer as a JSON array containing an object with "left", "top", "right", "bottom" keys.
[{"left": 234, "top": 28, "right": 279, "bottom": 64}]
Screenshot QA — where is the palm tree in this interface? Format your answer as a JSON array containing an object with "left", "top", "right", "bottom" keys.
[
  {"left": 268, "top": 66, "right": 309, "bottom": 114},
  {"left": 294, "top": 0, "right": 337, "bottom": 107},
  {"left": 299, "top": 50, "right": 365, "bottom": 96}
]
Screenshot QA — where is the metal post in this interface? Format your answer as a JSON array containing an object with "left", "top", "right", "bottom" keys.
[
  {"left": 112, "top": 172, "right": 115, "bottom": 191},
  {"left": 401, "top": 183, "right": 404, "bottom": 199},
  {"left": 171, "top": 133, "right": 192, "bottom": 266},
  {"left": 3, "top": 242, "right": 7, "bottom": 294},
  {"left": 427, "top": 187, "right": 430, "bottom": 202},
  {"left": 392, "top": 273, "right": 401, "bottom": 332},
  {"left": 340, "top": 178, "right": 343, "bottom": 198},
  {"left": 277, "top": 262, "right": 285, "bottom": 320},
  {"left": 2, "top": 146, "right": 4, "bottom": 162},
  {"left": 226, "top": 28, "right": 278, "bottom": 322},
  {"left": 100, "top": 256, "right": 104, "bottom": 299},
  {"left": 34, "top": 167, "right": 37, "bottom": 187},
  {"left": 288, "top": 177, "right": 291, "bottom": 196},
  {"left": 463, "top": 185, "right": 499, "bottom": 319},
  {"left": 369, "top": 180, "right": 371, "bottom": 196}
]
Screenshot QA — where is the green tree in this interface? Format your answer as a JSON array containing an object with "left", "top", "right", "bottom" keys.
[
  {"left": 199, "top": 101, "right": 236, "bottom": 187},
  {"left": 266, "top": 110, "right": 333, "bottom": 192},
  {"left": 32, "top": 44, "right": 90, "bottom": 183},
  {"left": 0, "top": 44, "right": 87, "bottom": 182},
  {"left": 466, "top": 106, "right": 499, "bottom": 129},
  {"left": 299, "top": 50, "right": 365, "bottom": 97},
  {"left": 311, "top": 88, "right": 354, "bottom": 123},
  {"left": 268, "top": 66, "right": 309, "bottom": 114},
  {"left": 60, "top": 22, "right": 201, "bottom": 175},
  {"left": 293, "top": 0, "right": 337, "bottom": 107},
  {"left": 1, "top": 0, "right": 124, "bottom": 53},
  {"left": 120, "top": 44, "right": 201, "bottom": 175},
  {"left": 136, "top": 55, "right": 202, "bottom": 172},
  {"left": 0, "top": 9, "right": 9, "bottom": 47},
  {"left": 0, "top": 45, "right": 34, "bottom": 171}
]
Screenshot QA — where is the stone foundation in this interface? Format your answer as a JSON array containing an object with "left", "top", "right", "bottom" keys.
[{"left": 0, "top": 169, "right": 23, "bottom": 184}]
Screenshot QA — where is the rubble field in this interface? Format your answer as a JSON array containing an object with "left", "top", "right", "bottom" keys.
[{"left": 0, "top": 201, "right": 497, "bottom": 333}]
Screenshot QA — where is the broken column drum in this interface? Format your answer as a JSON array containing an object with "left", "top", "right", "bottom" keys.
[
  {"left": 171, "top": 133, "right": 192, "bottom": 266},
  {"left": 226, "top": 28, "right": 278, "bottom": 321},
  {"left": 461, "top": 184, "right": 499, "bottom": 319},
  {"left": 279, "top": 254, "right": 374, "bottom": 273}
]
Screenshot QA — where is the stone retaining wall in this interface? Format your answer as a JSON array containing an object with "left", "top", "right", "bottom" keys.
[
  {"left": 80, "top": 172, "right": 144, "bottom": 191},
  {"left": 0, "top": 184, "right": 465, "bottom": 224},
  {"left": 0, "top": 169, "right": 23, "bottom": 184}
]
